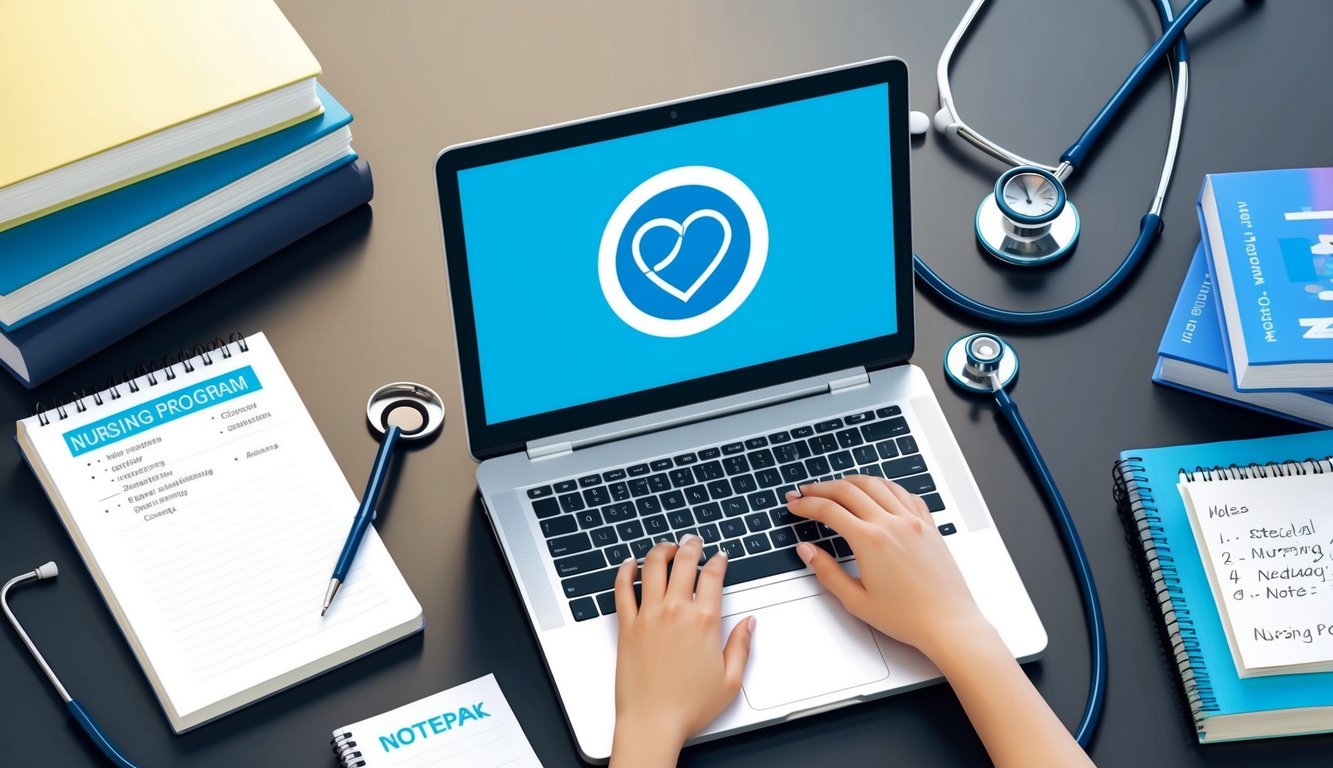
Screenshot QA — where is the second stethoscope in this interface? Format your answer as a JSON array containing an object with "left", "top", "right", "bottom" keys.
[{"left": 911, "top": 0, "right": 1219, "bottom": 326}]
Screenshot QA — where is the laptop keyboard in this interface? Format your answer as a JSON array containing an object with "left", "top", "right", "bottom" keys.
[{"left": 524, "top": 405, "right": 952, "bottom": 622}]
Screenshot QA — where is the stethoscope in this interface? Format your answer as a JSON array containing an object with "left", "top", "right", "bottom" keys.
[
  {"left": 909, "top": 0, "right": 1214, "bottom": 325},
  {"left": 919, "top": 0, "right": 1227, "bottom": 747},
  {"left": 3, "top": 563, "right": 141, "bottom": 768}
]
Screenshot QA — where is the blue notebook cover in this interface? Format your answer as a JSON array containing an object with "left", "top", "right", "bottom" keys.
[
  {"left": 0, "top": 159, "right": 373, "bottom": 389},
  {"left": 0, "top": 85, "right": 353, "bottom": 331},
  {"left": 1154, "top": 243, "right": 1333, "bottom": 428},
  {"left": 1115, "top": 430, "right": 1333, "bottom": 742},
  {"left": 1198, "top": 167, "right": 1333, "bottom": 390}
]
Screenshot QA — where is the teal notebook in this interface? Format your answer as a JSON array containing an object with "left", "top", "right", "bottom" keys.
[{"left": 1114, "top": 429, "right": 1333, "bottom": 742}]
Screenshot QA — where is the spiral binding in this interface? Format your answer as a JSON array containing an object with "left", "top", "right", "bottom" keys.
[
  {"left": 1178, "top": 457, "right": 1333, "bottom": 482},
  {"left": 31, "top": 334, "right": 249, "bottom": 427},
  {"left": 1112, "top": 457, "right": 1216, "bottom": 737},
  {"left": 331, "top": 731, "right": 366, "bottom": 768}
]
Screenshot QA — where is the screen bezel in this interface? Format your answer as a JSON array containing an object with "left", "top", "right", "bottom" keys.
[{"left": 436, "top": 58, "right": 914, "bottom": 460}]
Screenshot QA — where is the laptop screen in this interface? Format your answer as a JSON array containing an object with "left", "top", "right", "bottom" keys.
[{"left": 456, "top": 82, "right": 898, "bottom": 426}]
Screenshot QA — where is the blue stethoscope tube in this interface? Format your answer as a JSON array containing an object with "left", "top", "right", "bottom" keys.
[{"left": 918, "top": 0, "right": 1207, "bottom": 325}]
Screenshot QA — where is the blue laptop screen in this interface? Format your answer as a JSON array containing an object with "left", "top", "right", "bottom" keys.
[{"left": 458, "top": 83, "right": 896, "bottom": 425}]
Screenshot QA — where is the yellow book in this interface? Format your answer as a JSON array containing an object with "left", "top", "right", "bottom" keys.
[{"left": 0, "top": 0, "right": 323, "bottom": 231}]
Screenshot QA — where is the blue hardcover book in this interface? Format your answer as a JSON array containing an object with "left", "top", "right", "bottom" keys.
[
  {"left": 0, "top": 159, "right": 373, "bottom": 389},
  {"left": 1199, "top": 167, "right": 1333, "bottom": 391},
  {"left": 0, "top": 85, "right": 355, "bottom": 331},
  {"left": 1154, "top": 243, "right": 1333, "bottom": 428},
  {"left": 1114, "top": 430, "right": 1333, "bottom": 742}
]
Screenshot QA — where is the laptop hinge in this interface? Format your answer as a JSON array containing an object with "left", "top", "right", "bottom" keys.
[
  {"left": 827, "top": 370, "right": 870, "bottom": 393},
  {"left": 527, "top": 440, "right": 573, "bottom": 461}
]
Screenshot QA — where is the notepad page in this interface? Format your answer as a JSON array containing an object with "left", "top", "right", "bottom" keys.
[
  {"left": 1180, "top": 472, "right": 1333, "bottom": 677},
  {"left": 16, "top": 333, "right": 421, "bottom": 727}
]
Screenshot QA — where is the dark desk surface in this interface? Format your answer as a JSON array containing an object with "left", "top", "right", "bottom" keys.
[{"left": 3, "top": 1, "right": 1331, "bottom": 765}]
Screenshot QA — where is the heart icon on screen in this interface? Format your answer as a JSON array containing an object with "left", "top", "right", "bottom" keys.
[{"left": 630, "top": 209, "right": 733, "bottom": 302}]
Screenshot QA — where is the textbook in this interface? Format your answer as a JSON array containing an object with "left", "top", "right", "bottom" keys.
[
  {"left": 1154, "top": 244, "right": 1333, "bottom": 428},
  {"left": 1114, "top": 430, "right": 1333, "bottom": 742},
  {"left": 15, "top": 334, "right": 423, "bottom": 732},
  {"left": 1199, "top": 167, "right": 1333, "bottom": 391},
  {"left": 0, "top": 159, "right": 373, "bottom": 388},
  {"left": 0, "top": 0, "right": 322, "bottom": 231},
  {"left": 0, "top": 86, "right": 355, "bottom": 330},
  {"left": 331, "top": 674, "right": 541, "bottom": 767}
]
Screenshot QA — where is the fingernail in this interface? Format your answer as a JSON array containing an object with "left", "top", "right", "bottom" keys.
[
  {"left": 680, "top": 533, "right": 701, "bottom": 546},
  {"left": 717, "top": 550, "right": 728, "bottom": 560},
  {"left": 622, "top": 557, "right": 635, "bottom": 566},
  {"left": 796, "top": 543, "right": 815, "bottom": 564},
  {"left": 747, "top": 616, "right": 757, "bottom": 631},
  {"left": 785, "top": 490, "right": 801, "bottom": 502}
]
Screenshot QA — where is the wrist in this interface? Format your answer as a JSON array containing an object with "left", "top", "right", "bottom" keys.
[
  {"left": 611, "top": 713, "right": 687, "bottom": 768},
  {"left": 917, "top": 613, "right": 1005, "bottom": 673}
]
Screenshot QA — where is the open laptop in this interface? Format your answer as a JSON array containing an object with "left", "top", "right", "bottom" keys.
[{"left": 434, "top": 57, "right": 1045, "bottom": 762}]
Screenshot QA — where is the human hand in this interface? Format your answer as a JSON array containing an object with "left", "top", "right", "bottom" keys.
[
  {"left": 787, "top": 476, "right": 989, "bottom": 660},
  {"left": 609, "top": 535, "right": 755, "bottom": 768}
]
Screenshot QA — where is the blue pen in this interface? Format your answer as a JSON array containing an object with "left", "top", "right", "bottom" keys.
[{"left": 323, "top": 425, "right": 401, "bottom": 616}]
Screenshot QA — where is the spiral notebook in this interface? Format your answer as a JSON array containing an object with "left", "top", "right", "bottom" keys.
[
  {"left": 14, "top": 332, "right": 423, "bottom": 732},
  {"left": 1114, "top": 429, "right": 1333, "bottom": 742}
]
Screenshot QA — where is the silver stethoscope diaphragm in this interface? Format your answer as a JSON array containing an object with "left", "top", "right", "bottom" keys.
[
  {"left": 944, "top": 332, "right": 1019, "bottom": 393},
  {"left": 366, "top": 382, "right": 445, "bottom": 441}
]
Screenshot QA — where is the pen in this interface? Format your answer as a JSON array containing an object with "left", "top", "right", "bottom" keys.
[{"left": 323, "top": 425, "right": 402, "bottom": 616}]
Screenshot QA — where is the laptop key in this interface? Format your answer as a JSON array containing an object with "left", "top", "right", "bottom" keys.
[
  {"left": 667, "top": 510, "right": 694, "bottom": 529},
  {"left": 583, "top": 486, "right": 610, "bottom": 507},
  {"left": 558, "top": 493, "right": 585, "bottom": 513},
  {"left": 921, "top": 493, "right": 946, "bottom": 513},
  {"left": 570, "top": 597, "right": 599, "bottom": 622},
  {"left": 541, "top": 516, "right": 578, "bottom": 537},
  {"left": 661, "top": 490, "right": 687, "bottom": 510},
  {"left": 897, "top": 473, "right": 936, "bottom": 495},
  {"left": 698, "top": 523, "right": 721, "bottom": 543},
  {"left": 643, "top": 515, "right": 670, "bottom": 537},
  {"left": 876, "top": 405, "right": 902, "bottom": 418},
  {"left": 808, "top": 434, "right": 839, "bottom": 454},
  {"left": 578, "top": 473, "right": 602, "bottom": 488},
  {"left": 706, "top": 479, "right": 732, "bottom": 499},
  {"left": 693, "top": 461, "right": 725, "bottom": 482},
  {"left": 897, "top": 436, "right": 919, "bottom": 455},
  {"left": 770, "top": 507, "right": 798, "bottom": 527},
  {"left": 635, "top": 496, "right": 662, "bottom": 516},
  {"left": 650, "top": 459, "right": 673, "bottom": 471},
  {"left": 670, "top": 468, "right": 695, "bottom": 488},
  {"left": 804, "top": 456, "right": 831, "bottom": 476},
  {"left": 528, "top": 485, "right": 554, "bottom": 499},
  {"left": 589, "top": 526, "right": 618, "bottom": 547},
  {"left": 769, "top": 430, "right": 791, "bottom": 444},
  {"left": 628, "top": 463, "right": 651, "bottom": 476},
  {"left": 756, "top": 468, "right": 782, "bottom": 488},
  {"left": 721, "top": 498, "right": 748, "bottom": 517},
  {"left": 719, "top": 539, "right": 745, "bottom": 559},
  {"left": 575, "top": 509, "right": 603, "bottom": 530},
  {"left": 779, "top": 463, "right": 808, "bottom": 483},
  {"left": 606, "top": 543, "right": 631, "bottom": 562},
  {"left": 547, "top": 532, "right": 592, "bottom": 558},
  {"left": 770, "top": 526, "right": 798, "bottom": 549},
  {"left": 604, "top": 468, "right": 627, "bottom": 481},
  {"left": 555, "top": 550, "right": 607, "bottom": 577},
  {"left": 772, "top": 443, "right": 801, "bottom": 463},
  {"left": 862, "top": 418, "right": 909, "bottom": 441},
  {"left": 815, "top": 539, "right": 837, "bottom": 557},
  {"left": 836, "top": 428, "right": 863, "bottom": 449},
  {"left": 882, "top": 455, "right": 928, "bottom": 479},
  {"left": 699, "top": 447, "right": 721, "bottom": 460},
  {"left": 792, "top": 425, "right": 814, "bottom": 438},
  {"left": 938, "top": 523, "right": 958, "bottom": 536},
  {"left": 748, "top": 448, "right": 776, "bottom": 468},
  {"left": 745, "top": 436, "right": 769, "bottom": 449},
  {"left": 695, "top": 502, "right": 723, "bottom": 523},
  {"left": 555, "top": 480, "right": 578, "bottom": 493},
  {"left": 863, "top": 464, "right": 885, "bottom": 478},
  {"left": 630, "top": 538, "right": 654, "bottom": 558},
  {"left": 532, "top": 497, "right": 560, "bottom": 519},
  {"left": 732, "top": 475, "right": 758, "bottom": 494},
  {"left": 562, "top": 569, "right": 619, "bottom": 598},
  {"left": 628, "top": 478, "right": 651, "bottom": 497},
  {"left": 795, "top": 521, "right": 821, "bottom": 541},
  {"left": 853, "top": 445, "right": 879, "bottom": 465},
  {"left": 744, "top": 512, "right": 772, "bottom": 532},
  {"left": 845, "top": 411, "right": 875, "bottom": 424},
  {"left": 747, "top": 490, "right": 779, "bottom": 510},
  {"left": 647, "top": 473, "right": 671, "bottom": 493},
  {"left": 703, "top": 544, "right": 720, "bottom": 560},
  {"left": 829, "top": 451, "right": 855, "bottom": 471},
  {"left": 876, "top": 440, "right": 900, "bottom": 460},
  {"left": 616, "top": 520, "right": 645, "bottom": 540},
  {"left": 673, "top": 452, "right": 698, "bottom": 466},
  {"left": 609, "top": 482, "right": 631, "bottom": 501},
  {"left": 832, "top": 537, "right": 853, "bottom": 559},
  {"left": 722, "top": 456, "right": 750, "bottom": 475},
  {"left": 742, "top": 533, "right": 773, "bottom": 555},
  {"left": 719, "top": 518, "right": 747, "bottom": 538},
  {"left": 596, "top": 591, "right": 618, "bottom": 616},
  {"left": 603, "top": 502, "right": 636, "bottom": 523},
  {"left": 815, "top": 419, "right": 843, "bottom": 433},
  {"left": 722, "top": 442, "right": 746, "bottom": 455}
]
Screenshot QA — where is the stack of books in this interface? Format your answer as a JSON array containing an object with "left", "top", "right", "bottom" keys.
[
  {"left": 0, "top": 0, "right": 374, "bottom": 387},
  {"left": 1154, "top": 167, "right": 1333, "bottom": 427}
]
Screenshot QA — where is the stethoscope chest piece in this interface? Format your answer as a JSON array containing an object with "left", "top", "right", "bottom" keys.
[
  {"left": 975, "top": 166, "right": 1080, "bottom": 267},
  {"left": 366, "top": 382, "right": 445, "bottom": 441},
  {"left": 944, "top": 332, "right": 1018, "bottom": 393}
]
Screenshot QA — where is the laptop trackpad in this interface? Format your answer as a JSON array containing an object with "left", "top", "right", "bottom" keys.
[{"left": 724, "top": 592, "right": 889, "bottom": 710}]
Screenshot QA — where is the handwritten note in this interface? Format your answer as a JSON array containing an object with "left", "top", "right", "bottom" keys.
[{"left": 1180, "top": 472, "right": 1333, "bottom": 677}]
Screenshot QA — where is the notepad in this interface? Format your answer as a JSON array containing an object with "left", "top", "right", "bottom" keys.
[
  {"left": 1181, "top": 471, "right": 1333, "bottom": 677},
  {"left": 331, "top": 674, "right": 541, "bottom": 767},
  {"left": 15, "top": 332, "right": 423, "bottom": 732}
]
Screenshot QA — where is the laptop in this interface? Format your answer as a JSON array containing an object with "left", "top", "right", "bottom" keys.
[{"left": 434, "top": 57, "right": 1046, "bottom": 762}]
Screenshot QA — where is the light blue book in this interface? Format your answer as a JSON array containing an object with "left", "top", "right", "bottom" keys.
[
  {"left": 1154, "top": 244, "right": 1333, "bottom": 428},
  {"left": 1114, "top": 430, "right": 1333, "bottom": 742},
  {"left": 0, "top": 85, "right": 355, "bottom": 331},
  {"left": 1199, "top": 167, "right": 1333, "bottom": 391}
]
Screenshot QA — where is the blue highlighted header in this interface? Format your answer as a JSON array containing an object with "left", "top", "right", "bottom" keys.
[{"left": 63, "top": 366, "right": 262, "bottom": 457}]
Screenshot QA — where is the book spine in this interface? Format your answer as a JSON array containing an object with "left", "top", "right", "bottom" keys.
[
  {"left": 1112, "top": 458, "right": 1216, "bottom": 734},
  {"left": 332, "top": 731, "right": 367, "bottom": 768}
]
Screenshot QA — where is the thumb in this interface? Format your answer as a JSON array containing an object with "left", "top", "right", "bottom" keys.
[
  {"left": 796, "top": 542, "right": 866, "bottom": 610},
  {"left": 722, "top": 615, "right": 756, "bottom": 694}
]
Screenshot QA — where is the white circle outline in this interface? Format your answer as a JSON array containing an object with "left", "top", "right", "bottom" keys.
[{"left": 598, "top": 166, "right": 768, "bottom": 338}]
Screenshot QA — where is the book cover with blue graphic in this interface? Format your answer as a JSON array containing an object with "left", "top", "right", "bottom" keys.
[
  {"left": 1199, "top": 167, "right": 1333, "bottom": 391},
  {"left": 1154, "top": 244, "right": 1333, "bottom": 428}
]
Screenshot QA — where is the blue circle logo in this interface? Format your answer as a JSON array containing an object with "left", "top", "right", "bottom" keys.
[{"left": 599, "top": 166, "right": 768, "bottom": 337}]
